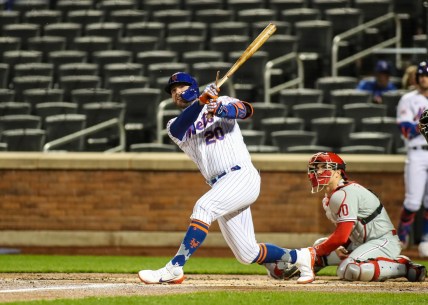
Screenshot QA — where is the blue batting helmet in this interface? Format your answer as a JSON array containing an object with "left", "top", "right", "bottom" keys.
[
  {"left": 416, "top": 61, "right": 428, "bottom": 84},
  {"left": 165, "top": 72, "right": 199, "bottom": 102}
]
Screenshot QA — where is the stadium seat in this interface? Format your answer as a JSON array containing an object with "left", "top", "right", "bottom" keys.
[
  {"left": 126, "top": 21, "right": 166, "bottom": 39},
  {"left": 44, "top": 114, "right": 87, "bottom": 151},
  {"left": 2, "top": 23, "right": 40, "bottom": 49},
  {"left": 194, "top": 9, "right": 234, "bottom": 25},
  {"left": 0, "top": 89, "right": 15, "bottom": 102},
  {"left": 241, "top": 130, "right": 266, "bottom": 146},
  {"left": 295, "top": 20, "right": 332, "bottom": 57},
  {"left": 92, "top": 50, "right": 132, "bottom": 76},
  {"left": 210, "top": 35, "right": 250, "bottom": 61},
  {"left": 24, "top": 10, "right": 62, "bottom": 31},
  {"left": 185, "top": 0, "right": 223, "bottom": 19},
  {"left": 348, "top": 131, "right": 393, "bottom": 154},
  {"left": 165, "top": 36, "right": 205, "bottom": 61},
  {"left": 143, "top": 0, "right": 181, "bottom": 19},
  {"left": 0, "top": 37, "right": 21, "bottom": 62},
  {"left": 0, "top": 11, "right": 20, "bottom": 34},
  {"left": 236, "top": 9, "right": 276, "bottom": 23},
  {"left": 330, "top": 89, "right": 371, "bottom": 116},
  {"left": 58, "top": 75, "right": 101, "bottom": 102},
  {"left": 210, "top": 22, "right": 249, "bottom": 39},
  {"left": 66, "top": 10, "right": 104, "bottom": 27},
  {"left": 35, "top": 102, "right": 78, "bottom": 127},
  {"left": 108, "top": 75, "right": 149, "bottom": 102},
  {"left": 109, "top": 9, "right": 148, "bottom": 27},
  {"left": 136, "top": 50, "right": 178, "bottom": 76},
  {"left": 12, "top": 75, "right": 52, "bottom": 102},
  {"left": 0, "top": 114, "right": 42, "bottom": 133},
  {"left": 13, "top": 0, "right": 49, "bottom": 14},
  {"left": 247, "top": 145, "right": 280, "bottom": 153},
  {"left": 269, "top": 0, "right": 306, "bottom": 18},
  {"left": 310, "top": 117, "right": 355, "bottom": 150},
  {"left": 189, "top": 61, "right": 234, "bottom": 88},
  {"left": 325, "top": 7, "right": 363, "bottom": 37},
  {"left": 28, "top": 36, "right": 66, "bottom": 62},
  {"left": 117, "top": 36, "right": 159, "bottom": 61},
  {"left": 227, "top": 0, "right": 264, "bottom": 19},
  {"left": 381, "top": 90, "right": 406, "bottom": 117},
  {"left": 0, "top": 63, "right": 9, "bottom": 88},
  {"left": 71, "top": 88, "right": 113, "bottom": 110},
  {"left": 261, "top": 117, "right": 305, "bottom": 145},
  {"left": 167, "top": 22, "right": 208, "bottom": 40},
  {"left": 292, "top": 103, "right": 336, "bottom": 130},
  {"left": 258, "top": 34, "right": 297, "bottom": 61},
  {"left": 342, "top": 103, "right": 387, "bottom": 131},
  {"left": 315, "top": 76, "right": 359, "bottom": 103},
  {"left": 279, "top": 88, "right": 322, "bottom": 115},
  {"left": 73, "top": 36, "right": 112, "bottom": 62},
  {"left": 56, "top": 0, "right": 93, "bottom": 20},
  {"left": 361, "top": 116, "right": 403, "bottom": 154},
  {"left": 44, "top": 23, "right": 82, "bottom": 49},
  {"left": 85, "top": 22, "right": 123, "bottom": 48},
  {"left": 147, "top": 62, "right": 189, "bottom": 88},
  {"left": 23, "top": 88, "right": 64, "bottom": 108},
  {"left": 59, "top": 63, "right": 99, "bottom": 80},
  {"left": 1, "top": 128, "right": 45, "bottom": 152},
  {"left": 251, "top": 103, "right": 288, "bottom": 130},
  {"left": 98, "top": 0, "right": 136, "bottom": 20},
  {"left": 48, "top": 50, "right": 87, "bottom": 82},
  {"left": 14, "top": 62, "right": 54, "bottom": 78},
  {"left": 152, "top": 10, "right": 192, "bottom": 25},
  {"left": 104, "top": 63, "right": 143, "bottom": 86},
  {"left": 354, "top": 0, "right": 392, "bottom": 22},
  {"left": 181, "top": 51, "right": 223, "bottom": 74},
  {"left": 311, "top": 0, "right": 351, "bottom": 19},
  {"left": 251, "top": 21, "right": 292, "bottom": 38},
  {"left": 0, "top": 102, "right": 31, "bottom": 116},
  {"left": 271, "top": 130, "right": 317, "bottom": 153},
  {"left": 280, "top": 8, "right": 321, "bottom": 34}
]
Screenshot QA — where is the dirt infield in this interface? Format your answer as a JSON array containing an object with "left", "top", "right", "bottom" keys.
[{"left": 0, "top": 273, "right": 427, "bottom": 303}]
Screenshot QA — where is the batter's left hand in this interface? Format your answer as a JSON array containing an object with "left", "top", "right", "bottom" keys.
[
  {"left": 199, "top": 83, "right": 219, "bottom": 104},
  {"left": 207, "top": 99, "right": 220, "bottom": 114}
]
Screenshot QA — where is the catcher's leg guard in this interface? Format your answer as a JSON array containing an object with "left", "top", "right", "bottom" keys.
[{"left": 337, "top": 257, "right": 407, "bottom": 282}]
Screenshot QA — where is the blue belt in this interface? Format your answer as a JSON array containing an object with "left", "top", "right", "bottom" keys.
[{"left": 209, "top": 165, "right": 241, "bottom": 185}]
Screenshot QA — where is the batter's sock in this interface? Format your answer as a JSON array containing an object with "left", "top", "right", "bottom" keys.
[
  {"left": 398, "top": 208, "right": 416, "bottom": 242},
  {"left": 253, "top": 243, "right": 295, "bottom": 264},
  {"left": 170, "top": 219, "right": 209, "bottom": 267}
]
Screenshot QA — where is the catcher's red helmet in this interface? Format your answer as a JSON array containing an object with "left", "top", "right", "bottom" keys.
[{"left": 307, "top": 152, "right": 347, "bottom": 193}]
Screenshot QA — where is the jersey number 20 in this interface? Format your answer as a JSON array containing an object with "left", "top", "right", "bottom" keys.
[{"left": 205, "top": 127, "right": 225, "bottom": 145}]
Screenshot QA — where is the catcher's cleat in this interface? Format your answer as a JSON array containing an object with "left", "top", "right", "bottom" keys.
[
  {"left": 295, "top": 247, "right": 316, "bottom": 284},
  {"left": 138, "top": 262, "right": 185, "bottom": 284},
  {"left": 397, "top": 255, "right": 427, "bottom": 282}
]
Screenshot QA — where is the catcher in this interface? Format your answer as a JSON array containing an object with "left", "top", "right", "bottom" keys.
[{"left": 266, "top": 152, "right": 426, "bottom": 282}]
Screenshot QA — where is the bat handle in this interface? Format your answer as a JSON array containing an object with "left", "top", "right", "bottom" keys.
[{"left": 206, "top": 71, "right": 221, "bottom": 119}]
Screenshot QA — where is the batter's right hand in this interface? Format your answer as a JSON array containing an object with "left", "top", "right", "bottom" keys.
[{"left": 199, "top": 83, "right": 219, "bottom": 104}]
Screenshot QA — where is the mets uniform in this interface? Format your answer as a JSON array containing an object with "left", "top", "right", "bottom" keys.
[
  {"left": 397, "top": 90, "right": 428, "bottom": 214},
  {"left": 167, "top": 96, "right": 262, "bottom": 264}
]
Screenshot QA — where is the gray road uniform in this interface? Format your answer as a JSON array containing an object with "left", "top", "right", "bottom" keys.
[{"left": 326, "top": 181, "right": 411, "bottom": 281}]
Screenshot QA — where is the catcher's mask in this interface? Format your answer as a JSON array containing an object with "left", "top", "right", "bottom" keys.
[
  {"left": 416, "top": 61, "right": 428, "bottom": 84},
  {"left": 420, "top": 109, "right": 428, "bottom": 143},
  {"left": 307, "top": 152, "right": 347, "bottom": 193},
  {"left": 165, "top": 72, "right": 199, "bottom": 102}
]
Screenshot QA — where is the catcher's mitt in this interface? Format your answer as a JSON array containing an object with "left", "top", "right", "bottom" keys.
[{"left": 420, "top": 109, "right": 428, "bottom": 143}]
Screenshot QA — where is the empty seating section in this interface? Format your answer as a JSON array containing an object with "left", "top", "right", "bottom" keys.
[{"left": 0, "top": 0, "right": 412, "bottom": 153}]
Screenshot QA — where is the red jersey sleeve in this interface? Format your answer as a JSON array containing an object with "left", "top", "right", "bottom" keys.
[{"left": 314, "top": 221, "right": 354, "bottom": 256}]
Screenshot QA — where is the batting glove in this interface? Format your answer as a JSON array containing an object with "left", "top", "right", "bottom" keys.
[{"left": 199, "top": 83, "right": 219, "bottom": 104}]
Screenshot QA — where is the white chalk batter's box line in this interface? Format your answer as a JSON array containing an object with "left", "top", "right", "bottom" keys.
[{"left": 0, "top": 283, "right": 136, "bottom": 293}]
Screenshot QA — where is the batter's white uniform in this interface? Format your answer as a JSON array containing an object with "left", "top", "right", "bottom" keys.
[
  {"left": 326, "top": 181, "right": 400, "bottom": 260},
  {"left": 397, "top": 90, "right": 428, "bottom": 213},
  {"left": 167, "top": 96, "right": 261, "bottom": 264}
]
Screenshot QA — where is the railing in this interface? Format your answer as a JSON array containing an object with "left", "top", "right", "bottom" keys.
[
  {"left": 263, "top": 52, "right": 305, "bottom": 104},
  {"left": 331, "top": 12, "right": 402, "bottom": 76},
  {"left": 43, "top": 118, "right": 126, "bottom": 152}
]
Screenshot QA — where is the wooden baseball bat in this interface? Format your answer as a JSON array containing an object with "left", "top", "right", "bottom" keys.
[{"left": 216, "top": 22, "right": 277, "bottom": 88}]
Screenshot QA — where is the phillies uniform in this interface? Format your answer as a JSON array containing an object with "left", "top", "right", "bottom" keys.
[
  {"left": 324, "top": 182, "right": 400, "bottom": 260},
  {"left": 396, "top": 89, "right": 428, "bottom": 249}
]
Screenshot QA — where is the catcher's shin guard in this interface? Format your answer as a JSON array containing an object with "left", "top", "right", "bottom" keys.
[{"left": 337, "top": 257, "right": 407, "bottom": 282}]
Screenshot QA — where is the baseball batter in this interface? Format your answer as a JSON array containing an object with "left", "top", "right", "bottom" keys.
[
  {"left": 138, "top": 72, "right": 314, "bottom": 284},
  {"left": 397, "top": 60, "right": 428, "bottom": 258},
  {"left": 294, "top": 152, "right": 426, "bottom": 282}
]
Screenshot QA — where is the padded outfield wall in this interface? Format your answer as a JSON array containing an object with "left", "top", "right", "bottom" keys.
[{"left": 0, "top": 152, "right": 406, "bottom": 255}]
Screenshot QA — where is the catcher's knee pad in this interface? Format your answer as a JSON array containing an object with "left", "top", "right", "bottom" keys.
[{"left": 337, "top": 258, "right": 377, "bottom": 282}]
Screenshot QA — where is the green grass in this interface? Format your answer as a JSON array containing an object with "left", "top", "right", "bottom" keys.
[
  {"left": 1, "top": 255, "right": 427, "bottom": 305},
  {"left": 5, "top": 291, "right": 428, "bottom": 305}
]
